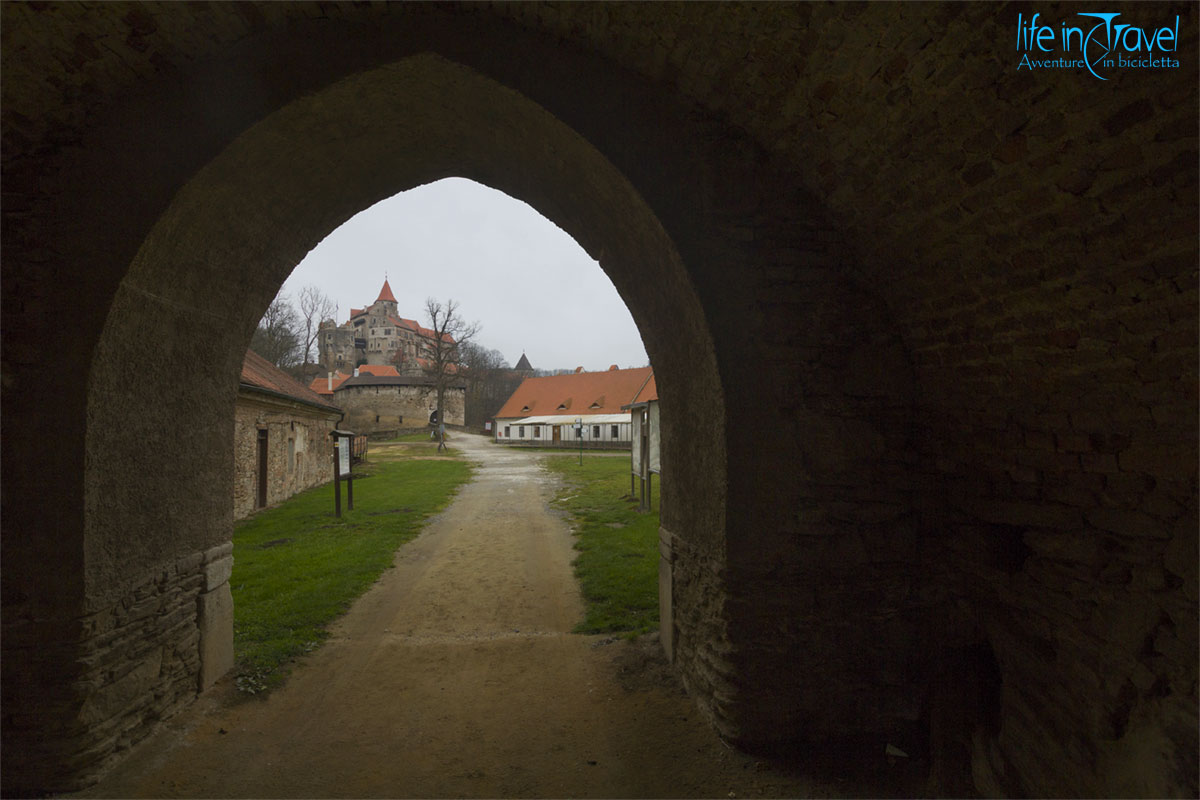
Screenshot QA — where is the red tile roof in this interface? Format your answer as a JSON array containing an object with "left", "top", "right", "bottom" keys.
[
  {"left": 356, "top": 364, "right": 400, "bottom": 377},
  {"left": 495, "top": 367, "right": 653, "bottom": 420},
  {"left": 631, "top": 375, "right": 658, "bottom": 405},
  {"left": 308, "top": 371, "right": 349, "bottom": 395},
  {"left": 241, "top": 350, "right": 340, "bottom": 412},
  {"left": 388, "top": 316, "right": 453, "bottom": 344},
  {"left": 376, "top": 279, "right": 397, "bottom": 304}
]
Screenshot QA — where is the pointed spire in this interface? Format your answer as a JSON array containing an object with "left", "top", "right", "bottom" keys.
[{"left": 376, "top": 278, "right": 397, "bottom": 304}]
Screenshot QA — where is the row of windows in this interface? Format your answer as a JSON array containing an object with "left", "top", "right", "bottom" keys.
[{"left": 502, "top": 425, "right": 620, "bottom": 438}]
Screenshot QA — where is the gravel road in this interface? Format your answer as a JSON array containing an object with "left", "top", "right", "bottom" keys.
[{"left": 71, "top": 434, "right": 913, "bottom": 798}]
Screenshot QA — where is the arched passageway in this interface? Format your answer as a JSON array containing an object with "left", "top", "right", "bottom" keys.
[{"left": 3, "top": 4, "right": 1196, "bottom": 797}]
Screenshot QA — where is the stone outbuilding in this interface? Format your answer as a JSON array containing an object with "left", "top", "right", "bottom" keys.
[
  {"left": 235, "top": 350, "right": 343, "bottom": 519},
  {"left": 316, "top": 368, "right": 465, "bottom": 438}
]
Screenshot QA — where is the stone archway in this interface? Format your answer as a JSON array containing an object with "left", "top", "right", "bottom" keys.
[
  {"left": 5, "top": 5, "right": 1196, "bottom": 798},
  {"left": 84, "top": 44, "right": 729, "bottom": 744}
]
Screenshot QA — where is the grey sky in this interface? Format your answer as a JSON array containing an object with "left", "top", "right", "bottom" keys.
[{"left": 282, "top": 178, "right": 648, "bottom": 372}]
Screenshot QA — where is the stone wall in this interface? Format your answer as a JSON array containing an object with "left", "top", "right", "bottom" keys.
[
  {"left": 233, "top": 391, "right": 341, "bottom": 520},
  {"left": 2, "top": 543, "right": 231, "bottom": 791},
  {"left": 1, "top": 4, "right": 1195, "bottom": 796},
  {"left": 335, "top": 382, "right": 465, "bottom": 436}
]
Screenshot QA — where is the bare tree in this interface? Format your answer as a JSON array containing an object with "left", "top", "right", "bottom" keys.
[
  {"left": 459, "top": 343, "right": 521, "bottom": 428},
  {"left": 297, "top": 285, "right": 336, "bottom": 373},
  {"left": 251, "top": 293, "right": 302, "bottom": 369},
  {"left": 423, "top": 297, "right": 480, "bottom": 451}
]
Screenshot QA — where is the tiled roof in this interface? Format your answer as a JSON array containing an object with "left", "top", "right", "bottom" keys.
[
  {"left": 388, "top": 316, "right": 453, "bottom": 344},
  {"left": 337, "top": 373, "right": 464, "bottom": 389},
  {"left": 494, "top": 366, "right": 653, "bottom": 420},
  {"left": 308, "top": 371, "right": 350, "bottom": 395},
  {"left": 631, "top": 375, "right": 658, "bottom": 405},
  {"left": 356, "top": 364, "right": 400, "bottom": 377},
  {"left": 241, "top": 350, "right": 341, "bottom": 412},
  {"left": 376, "top": 279, "right": 397, "bottom": 303}
]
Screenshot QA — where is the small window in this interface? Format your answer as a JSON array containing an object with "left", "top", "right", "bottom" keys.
[
  {"left": 398, "top": 415, "right": 403, "bottom": 424},
  {"left": 519, "top": 425, "right": 525, "bottom": 438},
  {"left": 288, "top": 438, "right": 295, "bottom": 473},
  {"left": 534, "top": 427, "right": 541, "bottom": 438},
  {"left": 592, "top": 425, "right": 601, "bottom": 438},
  {"left": 375, "top": 415, "right": 380, "bottom": 422},
  {"left": 505, "top": 426, "right": 511, "bottom": 437},
  {"left": 611, "top": 425, "right": 619, "bottom": 439}
]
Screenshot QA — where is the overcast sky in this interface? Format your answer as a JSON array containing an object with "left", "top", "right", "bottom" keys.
[{"left": 282, "top": 178, "right": 648, "bottom": 372}]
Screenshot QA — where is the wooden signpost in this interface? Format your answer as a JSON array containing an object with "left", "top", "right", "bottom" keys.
[{"left": 331, "top": 429, "right": 355, "bottom": 517}]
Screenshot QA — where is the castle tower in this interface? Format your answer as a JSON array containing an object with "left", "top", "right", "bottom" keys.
[{"left": 374, "top": 278, "right": 398, "bottom": 317}]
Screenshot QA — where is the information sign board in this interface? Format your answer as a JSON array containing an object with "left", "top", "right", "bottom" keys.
[{"left": 338, "top": 439, "right": 351, "bottom": 477}]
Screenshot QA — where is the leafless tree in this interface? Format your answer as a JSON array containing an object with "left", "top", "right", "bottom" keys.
[
  {"left": 423, "top": 297, "right": 480, "bottom": 451},
  {"left": 459, "top": 343, "right": 524, "bottom": 428},
  {"left": 297, "top": 285, "right": 336, "bottom": 370},
  {"left": 250, "top": 293, "right": 302, "bottom": 369},
  {"left": 459, "top": 343, "right": 507, "bottom": 427}
]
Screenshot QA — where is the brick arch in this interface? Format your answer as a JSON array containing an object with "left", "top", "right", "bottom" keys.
[
  {"left": 6, "top": 13, "right": 917, "bottom": 789},
  {"left": 3, "top": 5, "right": 1196, "bottom": 798},
  {"left": 71, "top": 49, "right": 733, "bottom": 790}
]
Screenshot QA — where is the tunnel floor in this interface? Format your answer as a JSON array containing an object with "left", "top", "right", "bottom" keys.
[{"left": 67, "top": 435, "right": 922, "bottom": 798}]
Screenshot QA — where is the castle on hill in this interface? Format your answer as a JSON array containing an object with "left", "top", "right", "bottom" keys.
[{"left": 317, "top": 279, "right": 449, "bottom": 375}]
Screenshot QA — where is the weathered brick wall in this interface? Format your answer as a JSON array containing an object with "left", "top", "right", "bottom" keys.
[
  {"left": 335, "top": 383, "right": 465, "bottom": 435},
  {"left": 2, "top": 544, "right": 230, "bottom": 791},
  {"left": 232, "top": 393, "right": 341, "bottom": 520}
]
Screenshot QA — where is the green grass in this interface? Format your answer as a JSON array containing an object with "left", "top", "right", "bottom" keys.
[
  {"left": 544, "top": 455, "right": 659, "bottom": 637},
  {"left": 231, "top": 457, "right": 471, "bottom": 693}
]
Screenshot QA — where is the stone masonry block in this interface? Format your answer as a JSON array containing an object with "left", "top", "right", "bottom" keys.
[
  {"left": 203, "top": 542, "right": 233, "bottom": 564},
  {"left": 1085, "top": 508, "right": 1171, "bottom": 540},
  {"left": 203, "top": 555, "right": 233, "bottom": 592},
  {"left": 197, "top": 583, "right": 233, "bottom": 691}
]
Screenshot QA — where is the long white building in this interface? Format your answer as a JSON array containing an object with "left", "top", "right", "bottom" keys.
[{"left": 493, "top": 365, "right": 653, "bottom": 448}]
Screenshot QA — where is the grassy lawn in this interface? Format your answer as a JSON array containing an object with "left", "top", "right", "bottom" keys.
[
  {"left": 544, "top": 455, "right": 659, "bottom": 636},
  {"left": 231, "top": 457, "right": 471, "bottom": 693}
]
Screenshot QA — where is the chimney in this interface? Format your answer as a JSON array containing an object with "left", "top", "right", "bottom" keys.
[
  {"left": 328, "top": 372, "right": 333, "bottom": 391},
  {"left": 353, "top": 367, "right": 360, "bottom": 377}
]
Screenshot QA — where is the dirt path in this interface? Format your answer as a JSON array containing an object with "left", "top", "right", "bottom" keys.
[{"left": 71, "top": 435, "right": 911, "bottom": 799}]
